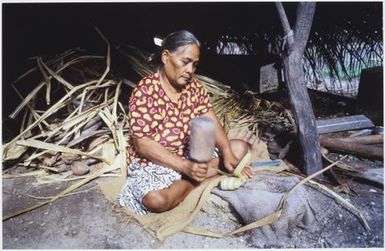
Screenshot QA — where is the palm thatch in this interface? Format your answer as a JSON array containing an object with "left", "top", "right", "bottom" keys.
[
  {"left": 303, "top": 12, "right": 382, "bottom": 96},
  {"left": 199, "top": 3, "right": 382, "bottom": 97}
]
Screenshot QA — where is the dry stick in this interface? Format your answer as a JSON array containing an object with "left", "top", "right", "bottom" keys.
[
  {"left": 66, "top": 129, "right": 110, "bottom": 148},
  {"left": 23, "top": 104, "right": 111, "bottom": 164},
  {"left": 36, "top": 172, "right": 120, "bottom": 184},
  {"left": 2, "top": 170, "right": 47, "bottom": 179},
  {"left": 116, "top": 125, "right": 128, "bottom": 177},
  {"left": 17, "top": 163, "right": 60, "bottom": 173},
  {"left": 10, "top": 82, "right": 46, "bottom": 119},
  {"left": 31, "top": 96, "right": 97, "bottom": 142},
  {"left": 61, "top": 79, "right": 114, "bottom": 124},
  {"left": 104, "top": 89, "right": 109, "bottom": 104},
  {"left": 58, "top": 99, "right": 111, "bottom": 146},
  {"left": 20, "top": 109, "right": 29, "bottom": 136},
  {"left": 61, "top": 108, "right": 100, "bottom": 131},
  {"left": 37, "top": 57, "right": 52, "bottom": 105},
  {"left": 306, "top": 179, "right": 370, "bottom": 231},
  {"left": 22, "top": 107, "right": 86, "bottom": 164},
  {"left": 121, "top": 78, "right": 137, "bottom": 88},
  {"left": 10, "top": 55, "right": 103, "bottom": 119},
  {"left": 118, "top": 102, "right": 127, "bottom": 117},
  {"left": 321, "top": 152, "right": 358, "bottom": 172},
  {"left": 10, "top": 48, "right": 76, "bottom": 86},
  {"left": 22, "top": 91, "right": 114, "bottom": 164},
  {"left": 3, "top": 80, "right": 101, "bottom": 155},
  {"left": 39, "top": 57, "right": 74, "bottom": 90},
  {"left": 43, "top": 80, "right": 114, "bottom": 142},
  {"left": 16, "top": 139, "right": 111, "bottom": 164},
  {"left": 98, "top": 109, "right": 119, "bottom": 148},
  {"left": 12, "top": 83, "right": 50, "bottom": 130},
  {"left": 183, "top": 156, "right": 360, "bottom": 238},
  {"left": 58, "top": 112, "right": 101, "bottom": 146},
  {"left": 112, "top": 81, "right": 122, "bottom": 124},
  {"left": 78, "top": 86, "right": 88, "bottom": 115},
  {"left": 63, "top": 105, "right": 81, "bottom": 122},
  {"left": 26, "top": 186, "right": 97, "bottom": 200}
]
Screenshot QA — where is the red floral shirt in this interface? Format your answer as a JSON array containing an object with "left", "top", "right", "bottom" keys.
[{"left": 128, "top": 72, "right": 213, "bottom": 165}]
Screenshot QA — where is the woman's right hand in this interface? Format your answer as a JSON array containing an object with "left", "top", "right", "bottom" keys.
[{"left": 182, "top": 160, "right": 208, "bottom": 182}]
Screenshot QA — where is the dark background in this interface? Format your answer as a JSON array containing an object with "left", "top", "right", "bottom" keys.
[{"left": 2, "top": 2, "right": 382, "bottom": 120}]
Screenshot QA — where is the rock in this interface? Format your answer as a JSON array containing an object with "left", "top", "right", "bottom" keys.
[
  {"left": 71, "top": 161, "right": 90, "bottom": 176},
  {"left": 61, "top": 153, "right": 79, "bottom": 165},
  {"left": 55, "top": 163, "right": 71, "bottom": 173}
]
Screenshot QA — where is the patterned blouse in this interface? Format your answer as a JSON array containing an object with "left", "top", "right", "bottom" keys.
[{"left": 128, "top": 72, "right": 213, "bottom": 166}]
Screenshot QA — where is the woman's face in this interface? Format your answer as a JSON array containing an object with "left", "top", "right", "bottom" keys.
[{"left": 161, "top": 43, "right": 200, "bottom": 89}]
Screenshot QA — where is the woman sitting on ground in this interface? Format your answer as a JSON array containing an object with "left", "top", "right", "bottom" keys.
[{"left": 119, "top": 30, "right": 252, "bottom": 215}]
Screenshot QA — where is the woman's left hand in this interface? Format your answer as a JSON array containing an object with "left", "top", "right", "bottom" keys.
[
  {"left": 223, "top": 151, "right": 254, "bottom": 179},
  {"left": 240, "top": 165, "right": 254, "bottom": 179}
]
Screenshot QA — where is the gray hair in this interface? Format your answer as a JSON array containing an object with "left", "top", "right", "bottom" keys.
[
  {"left": 150, "top": 30, "right": 200, "bottom": 67},
  {"left": 160, "top": 30, "right": 200, "bottom": 53}
]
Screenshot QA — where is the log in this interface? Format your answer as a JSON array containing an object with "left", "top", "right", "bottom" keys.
[
  {"left": 339, "top": 134, "right": 383, "bottom": 145},
  {"left": 320, "top": 136, "right": 383, "bottom": 159}
]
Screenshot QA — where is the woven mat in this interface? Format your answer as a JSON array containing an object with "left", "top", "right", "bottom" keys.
[
  {"left": 97, "top": 126, "right": 269, "bottom": 241},
  {"left": 98, "top": 173, "right": 223, "bottom": 241}
]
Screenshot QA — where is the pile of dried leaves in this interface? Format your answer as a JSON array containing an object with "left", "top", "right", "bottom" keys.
[{"left": 2, "top": 29, "right": 130, "bottom": 219}]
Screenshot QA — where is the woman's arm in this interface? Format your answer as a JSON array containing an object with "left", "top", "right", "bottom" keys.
[{"left": 133, "top": 137, "right": 208, "bottom": 182}]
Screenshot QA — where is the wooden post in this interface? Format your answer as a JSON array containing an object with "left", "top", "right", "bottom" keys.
[{"left": 275, "top": 2, "right": 322, "bottom": 175}]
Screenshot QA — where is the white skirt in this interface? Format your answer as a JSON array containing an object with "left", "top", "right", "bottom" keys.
[
  {"left": 118, "top": 160, "right": 182, "bottom": 215},
  {"left": 118, "top": 150, "right": 219, "bottom": 215}
]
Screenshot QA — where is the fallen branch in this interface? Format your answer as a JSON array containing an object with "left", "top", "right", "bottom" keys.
[
  {"left": 16, "top": 139, "right": 112, "bottom": 164},
  {"left": 320, "top": 136, "right": 383, "bottom": 159},
  {"left": 340, "top": 134, "right": 383, "bottom": 145}
]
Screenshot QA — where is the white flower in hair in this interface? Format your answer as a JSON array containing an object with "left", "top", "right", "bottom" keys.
[{"left": 153, "top": 36, "right": 163, "bottom": 47}]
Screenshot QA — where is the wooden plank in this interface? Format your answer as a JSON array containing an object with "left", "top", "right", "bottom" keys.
[{"left": 316, "top": 115, "right": 374, "bottom": 134}]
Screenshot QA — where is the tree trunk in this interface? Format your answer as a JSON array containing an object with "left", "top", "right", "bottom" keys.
[{"left": 276, "top": 2, "right": 322, "bottom": 175}]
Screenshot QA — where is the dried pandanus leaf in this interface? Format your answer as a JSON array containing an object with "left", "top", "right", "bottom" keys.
[{"left": 219, "top": 151, "right": 250, "bottom": 190}]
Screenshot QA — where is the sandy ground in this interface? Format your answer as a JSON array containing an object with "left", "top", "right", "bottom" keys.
[
  {"left": 2, "top": 176, "right": 250, "bottom": 249},
  {"left": 2, "top": 171, "right": 384, "bottom": 249}
]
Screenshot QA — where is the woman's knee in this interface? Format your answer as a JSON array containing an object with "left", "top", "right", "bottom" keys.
[
  {"left": 142, "top": 191, "right": 169, "bottom": 213},
  {"left": 230, "top": 139, "right": 250, "bottom": 160}
]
